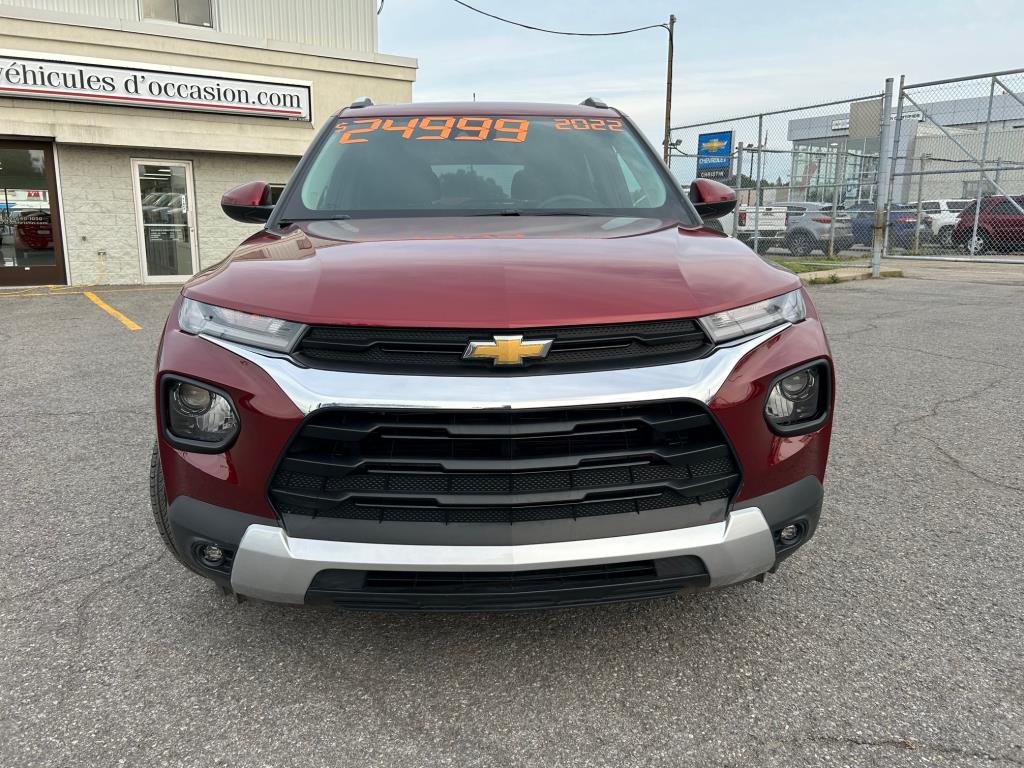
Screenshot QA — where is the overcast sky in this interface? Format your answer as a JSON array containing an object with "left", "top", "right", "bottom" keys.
[{"left": 379, "top": 0, "right": 1023, "bottom": 144}]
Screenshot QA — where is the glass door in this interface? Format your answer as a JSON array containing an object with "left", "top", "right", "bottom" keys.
[
  {"left": 132, "top": 159, "right": 198, "bottom": 282},
  {"left": 0, "top": 141, "right": 67, "bottom": 287}
]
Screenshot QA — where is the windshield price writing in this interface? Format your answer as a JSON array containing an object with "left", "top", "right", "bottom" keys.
[{"left": 335, "top": 117, "right": 530, "bottom": 144}]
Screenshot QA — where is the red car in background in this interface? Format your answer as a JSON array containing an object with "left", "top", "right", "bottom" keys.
[
  {"left": 150, "top": 99, "right": 834, "bottom": 610},
  {"left": 953, "top": 195, "right": 1024, "bottom": 254}
]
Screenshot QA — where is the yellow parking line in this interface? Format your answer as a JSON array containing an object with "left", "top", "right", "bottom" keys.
[
  {"left": 0, "top": 285, "right": 182, "bottom": 298},
  {"left": 83, "top": 291, "right": 142, "bottom": 331}
]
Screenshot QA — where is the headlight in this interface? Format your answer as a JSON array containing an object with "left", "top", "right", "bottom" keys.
[
  {"left": 163, "top": 377, "right": 239, "bottom": 450},
  {"left": 178, "top": 297, "right": 305, "bottom": 353},
  {"left": 764, "top": 361, "right": 830, "bottom": 435},
  {"left": 699, "top": 289, "right": 805, "bottom": 343}
]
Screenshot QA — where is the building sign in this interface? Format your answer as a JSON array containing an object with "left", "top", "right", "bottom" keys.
[
  {"left": 0, "top": 50, "right": 311, "bottom": 121},
  {"left": 830, "top": 111, "right": 923, "bottom": 132},
  {"left": 696, "top": 130, "right": 733, "bottom": 180}
]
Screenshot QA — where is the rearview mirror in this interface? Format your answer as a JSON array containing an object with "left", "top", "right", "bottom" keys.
[
  {"left": 688, "top": 178, "right": 737, "bottom": 220},
  {"left": 221, "top": 181, "right": 276, "bottom": 223}
]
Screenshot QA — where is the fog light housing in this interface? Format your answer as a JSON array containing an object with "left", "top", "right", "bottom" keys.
[
  {"left": 200, "top": 543, "right": 225, "bottom": 566},
  {"left": 764, "top": 361, "right": 831, "bottom": 435},
  {"left": 162, "top": 376, "right": 239, "bottom": 451},
  {"left": 779, "top": 524, "right": 800, "bottom": 544}
]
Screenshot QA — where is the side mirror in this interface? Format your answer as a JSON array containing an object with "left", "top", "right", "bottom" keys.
[
  {"left": 221, "top": 181, "right": 276, "bottom": 223},
  {"left": 688, "top": 178, "right": 737, "bottom": 220}
]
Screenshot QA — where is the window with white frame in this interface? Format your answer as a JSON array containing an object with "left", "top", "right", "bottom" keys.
[{"left": 142, "top": 0, "right": 214, "bottom": 28}]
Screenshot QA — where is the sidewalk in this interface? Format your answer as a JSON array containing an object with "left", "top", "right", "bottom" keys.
[{"left": 883, "top": 258, "right": 1024, "bottom": 285}]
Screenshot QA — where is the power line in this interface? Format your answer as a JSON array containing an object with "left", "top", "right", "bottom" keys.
[
  {"left": 448, "top": 1, "right": 675, "bottom": 164},
  {"left": 449, "top": 0, "right": 667, "bottom": 37}
]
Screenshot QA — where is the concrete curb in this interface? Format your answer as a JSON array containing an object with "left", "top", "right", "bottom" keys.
[{"left": 798, "top": 267, "right": 903, "bottom": 284}]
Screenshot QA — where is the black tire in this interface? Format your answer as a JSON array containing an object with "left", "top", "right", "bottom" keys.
[
  {"left": 754, "top": 240, "right": 772, "bottom": 255},
  {"left": 149, "top": 440, "right": 206, "bottom": 576},
  {"left": 938, "top": 226, "right": 954, "bottom": 248},
  {"left": 788, "top": 232, "right": 814, "bottom": 258}
]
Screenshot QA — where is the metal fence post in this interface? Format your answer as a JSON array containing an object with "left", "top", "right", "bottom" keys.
[
  {"left": 969, "top": 76, "right": 997, "bottom": 255},
  {"left": 732, "top": 143, "right": 744, "bottom": 237},
  {"left": 752, "top": 114, "right": 764, "bottom": 254},
  {"left": 872, "top": 77, "right": 896, "bottom": 277},
  {"left": 913, "top": 154, "right": 927, "bottom": 252},
  {"left": 827, "top": 141, "right": 844, "bottom": 258}
]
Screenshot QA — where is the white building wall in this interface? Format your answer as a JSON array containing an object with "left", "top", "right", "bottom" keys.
[
  {"left": 217, "top": 0, "right": 377, "bottom": 54},
  {"left": 57, "top": 144, "right": 296, "bottom": 284},
  {"left": 0, "top": 0, "right": 378, "bottom": 53},
  {"left": 910, "top": 127, "right": 1024, "bottom": 201},
  {"left": 1, "top": 0, "right": 136, "bottom": 17}
]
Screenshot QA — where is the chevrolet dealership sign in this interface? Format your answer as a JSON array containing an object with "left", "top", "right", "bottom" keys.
[{"left": 0, "top": 50, "right": 311, "bottom": 121}]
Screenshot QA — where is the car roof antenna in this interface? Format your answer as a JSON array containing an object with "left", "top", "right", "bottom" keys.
[
  {"left": 349, "top": 96, "right": 374, "bottom": 109},
  {"left": 580, "top": 97, "right": 608, "bottom": 109}
]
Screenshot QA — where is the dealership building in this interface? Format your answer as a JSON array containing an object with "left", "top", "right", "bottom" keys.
[
  {"left": 0, "top": 0, "right": 416, "bottom": 287},
  {"left": 786, "top": 93, "right": 1024, "bottom": 205}
]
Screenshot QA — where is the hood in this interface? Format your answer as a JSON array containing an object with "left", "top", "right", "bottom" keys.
[{"left": 184, "top": 216, "right": 800, "bottom": 327}]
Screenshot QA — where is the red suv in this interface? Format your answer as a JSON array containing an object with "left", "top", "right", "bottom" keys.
[
  {"left": 953, "top": 195, "right": 1024, "bottom": 254},
  {"left": 151, "top": 99, "right": 834, "bottom": 610}
]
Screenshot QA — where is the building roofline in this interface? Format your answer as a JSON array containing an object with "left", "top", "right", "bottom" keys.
[{"left": 0, "top": 3, "right": 418, "bottom": 71}]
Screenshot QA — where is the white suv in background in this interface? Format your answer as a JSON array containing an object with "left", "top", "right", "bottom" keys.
[{"left": 922, "top": 199, "right": 972, "bottom": 247}]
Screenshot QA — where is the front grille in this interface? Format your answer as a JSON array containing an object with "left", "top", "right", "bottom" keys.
[
  {"left": 304, "top": 556, "right": 710, "bottom": 611},
  {"left": 269, "top": 401, "right": 740, "bottom": 526},
  {"left": 292, "top": 319, "right": 711, "bottom": 374}
]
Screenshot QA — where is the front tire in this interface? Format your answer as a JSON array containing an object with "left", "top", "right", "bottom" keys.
[{"left": 149, "top": 441, "right": 207, "bottom": 576}]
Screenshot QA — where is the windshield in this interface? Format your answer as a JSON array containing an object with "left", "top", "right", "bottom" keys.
[{"left": 282, "top": 114, "right": 696, "bottom": 224}]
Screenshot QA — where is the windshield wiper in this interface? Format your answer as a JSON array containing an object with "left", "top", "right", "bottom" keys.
[
  {"left": 469, "top": 209, "right": 604, "bottom": 217},
  {"left": 278, "top": 215, "right": 351, "bottom": 225}
]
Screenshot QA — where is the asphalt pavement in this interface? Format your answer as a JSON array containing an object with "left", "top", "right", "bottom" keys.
[{"left": 0, "top": 275, "right": 1021, "bottom": 767}]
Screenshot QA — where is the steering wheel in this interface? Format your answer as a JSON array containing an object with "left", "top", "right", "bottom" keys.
[{"left": 538, "top": 194, "right": 599, "bottom": 209}]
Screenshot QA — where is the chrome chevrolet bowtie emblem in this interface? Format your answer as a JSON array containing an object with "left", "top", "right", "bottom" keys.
[{"left": 464, "top": 334, "right": 553, "bottom": 366}]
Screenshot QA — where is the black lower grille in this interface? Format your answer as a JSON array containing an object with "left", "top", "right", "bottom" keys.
[
  {"left": 305, "top": 556, "right": 710, "bottom": 611},
  {"left": 269, "top": 401, "right": 740, "bottom": 526},
  {"left": 293, "top": 319, "right": 711, "bottom": 374}
]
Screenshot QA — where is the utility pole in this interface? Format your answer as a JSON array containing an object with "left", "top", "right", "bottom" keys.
[{"left": 662, "top": 14, "right": 675, "bottom": 164}]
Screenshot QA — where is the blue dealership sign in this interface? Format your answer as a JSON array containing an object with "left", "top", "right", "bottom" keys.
[{"left": 696, "top": 130, "right": 734, "bottom": 178}]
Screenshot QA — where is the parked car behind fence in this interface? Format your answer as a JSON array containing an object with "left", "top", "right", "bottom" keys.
[
  {"left": 952, "top": 195, "right": 1024, "bottom": 254},
  {"left": 848, "top": 204, "right": 930, "bottom": 250},
  {"left": 784, "top": 202, "right": 853, "bottom": 257},
  {"left": 920, "top": 199, "right": 972, "bottom": 248}
]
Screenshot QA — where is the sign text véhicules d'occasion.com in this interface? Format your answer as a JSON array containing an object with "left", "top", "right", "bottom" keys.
[{"left": 0, "top": 51, "right": 311, "bottom": 121}]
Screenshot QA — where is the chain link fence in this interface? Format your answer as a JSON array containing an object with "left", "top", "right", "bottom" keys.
[
  {"left": 886, "top": 68, "right": 1024, "bottom": 262},
  {"left": 669, "top": 66, "right": 1024, "bottom": 272},
  {"left": 669, "top": 95, "right": 887, "bottom": 275}
]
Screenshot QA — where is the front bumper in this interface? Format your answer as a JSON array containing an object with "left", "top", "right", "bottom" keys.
[
  {"left": 166, "top": 476, "right": 823, "bottom": 607},
  {"left": 232, "top": 508, "right": 773, "bottom": 604},
  {"left": 156, "top": 303, "right": 833, "bottom": 609}
]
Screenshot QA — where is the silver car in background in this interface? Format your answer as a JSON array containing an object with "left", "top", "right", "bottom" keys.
[{"left": 784, "top": 202, "right": 854, "bottom": 257}]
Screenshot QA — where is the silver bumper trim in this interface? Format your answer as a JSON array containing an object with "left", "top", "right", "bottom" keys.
[
  {"left": 229, "top": 508, "right": 777, "bottom": 604},
  {"left": 203, "top": 325, "right": 787, "bottom": 414}
]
